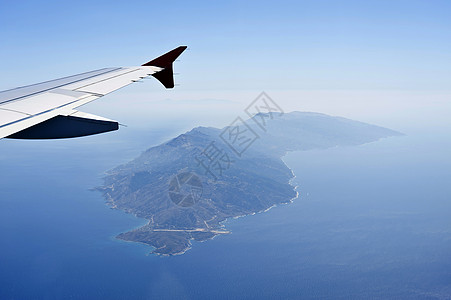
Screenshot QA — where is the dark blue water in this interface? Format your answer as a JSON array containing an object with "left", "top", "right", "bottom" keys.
[{"left": 1, "top": 126, "right": 450, "bottom": 299}]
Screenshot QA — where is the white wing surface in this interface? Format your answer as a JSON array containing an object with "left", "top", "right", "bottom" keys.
[{"left": 0, "top": 46, "right": 187, "bottom": 139}]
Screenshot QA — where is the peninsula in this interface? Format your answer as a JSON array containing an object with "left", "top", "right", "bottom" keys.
[{"left": 97, "top": 112, "right": 401, "bottom": 255}]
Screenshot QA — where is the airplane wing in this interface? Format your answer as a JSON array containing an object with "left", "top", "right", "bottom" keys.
[{"left": 0, "top": 46, "right": 187, "bottom": 140}]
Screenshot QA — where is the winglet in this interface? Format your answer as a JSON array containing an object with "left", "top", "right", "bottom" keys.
[{"left": 142, "top": 46, "right": 187, "bottom": 89}]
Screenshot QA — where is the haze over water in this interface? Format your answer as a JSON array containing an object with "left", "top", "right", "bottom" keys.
[{"left": 0, "top": 99, "right": 450, "bottom": 299}]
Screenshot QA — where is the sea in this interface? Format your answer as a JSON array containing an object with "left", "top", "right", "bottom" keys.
[{"left": 0, "top": 119, "right": 450, "bottom": 299}]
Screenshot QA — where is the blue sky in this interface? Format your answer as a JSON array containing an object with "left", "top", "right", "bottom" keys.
[{"left": 1, "top": 0, "right": 450, "bottom": 92}]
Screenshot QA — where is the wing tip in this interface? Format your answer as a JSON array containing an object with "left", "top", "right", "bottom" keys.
[
  {"left": 142, "top": 46, "right": 187, "bottom": 68},
  {"left": 142, "top": 46, "right": 188, "bottom": 89}
]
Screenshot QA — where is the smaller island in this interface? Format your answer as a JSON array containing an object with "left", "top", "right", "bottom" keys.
[{"left": 97, "top": 112, "right": 402, "bottom": 255}]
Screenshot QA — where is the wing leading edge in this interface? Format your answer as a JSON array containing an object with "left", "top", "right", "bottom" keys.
[{"left": 0, "top": 46, "right": 187, "bottom": 140}]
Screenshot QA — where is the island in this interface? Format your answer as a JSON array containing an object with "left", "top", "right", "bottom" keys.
[{"left": 96, "top": 112, "right": 402, "bottom": 255}]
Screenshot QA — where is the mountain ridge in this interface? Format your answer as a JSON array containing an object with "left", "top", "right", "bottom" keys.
[{"left": 97, "top": 111, "right": 402, "bottom": 255}]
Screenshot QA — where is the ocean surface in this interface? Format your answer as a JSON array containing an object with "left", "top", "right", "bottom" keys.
[{"left": 0, "top": 124, "right": 450, "bottom": 299}]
